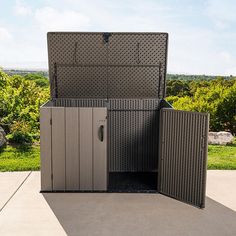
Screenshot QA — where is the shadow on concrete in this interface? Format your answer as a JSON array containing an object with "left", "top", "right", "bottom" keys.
[{"left": 43, "top": 193, "right": 236, "bottom": 236}]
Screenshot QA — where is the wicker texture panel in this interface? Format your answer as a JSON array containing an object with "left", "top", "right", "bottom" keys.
[
  {"left": 52, "top": 98, "right": 106, "bottom": 107},
  {"left": 108, "top": 33, "right": 167, "bottom": 98},
  {"left": 108, "top": 99, "right": 160, "bottom": 172},
  {"left": 108, "top": 67, "right": 159, "bottom": 98},
  {"left": 108, "top": 33, "right": 167, "bottom": 65},
  {"left": 48, "top": 33, "right": 107, "bottom": 98},
  {"left": 47, "top": 32, "right": 168, "bottom": 99},
  {"left": 57, "top": 66, "right": 107, "bottom": 98}
]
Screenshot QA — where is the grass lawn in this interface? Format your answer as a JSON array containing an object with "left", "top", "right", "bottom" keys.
[
  {"left": 208, "top": 144, "right": 236, "bottom": 170},
  {"left": 0, "top": 144, "right": 235, "bottom": 171},
  {"left": 0, "top": 145, "right": 40, "bottom": 171}
]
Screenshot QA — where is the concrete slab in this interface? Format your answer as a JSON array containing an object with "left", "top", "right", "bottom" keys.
[
  {"left": 207, "top": 170, "right": 236, "bottom": 211},
  {"left": 0, "top": 171, "right": 235, "bottom": 236},
  {"left": 0, "top": 171, "right": 30, "bottom": 210},
  {"left": 0, "top": 172, "right": 66, "bottom": 236},
  {"left": 42, "top": 194, "right": 236, "bottom": 236}
]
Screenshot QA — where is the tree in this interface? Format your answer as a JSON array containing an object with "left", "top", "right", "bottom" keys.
[
  {"left": 0, "top": 70, "right": 50, "bottom": 144},
  {"left": 166, "top": 79, "right": 191, "bottom": 97},
  {"left": 24, "top": 73, "right": 49, "bottom": 88},
  {"left": 216, "top": 83, "right": 236, "bottom": 135},
  {"left": 167, "top": 78, "right": 236, "bottom": 134}
]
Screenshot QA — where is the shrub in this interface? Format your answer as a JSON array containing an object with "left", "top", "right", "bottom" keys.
[
  {"left": 6, "top": 121, "right": 34, "bottom": 144},
  {"left": 168, "top": 78, "right": 236, "bottom": 135},
  {"left": 0, "top": 69, "right": 50, "bottom": 144}
]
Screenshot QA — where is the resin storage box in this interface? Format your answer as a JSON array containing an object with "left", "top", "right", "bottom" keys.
[{"left": 40, "top": 32, "right": 209, "bottom": 208}]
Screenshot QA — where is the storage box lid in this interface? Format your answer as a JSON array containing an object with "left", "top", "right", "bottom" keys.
[{"left": 47, "top": 32, "right": 168, "bottom": 99}]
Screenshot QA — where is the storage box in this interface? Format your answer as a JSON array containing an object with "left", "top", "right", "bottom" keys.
[{"left": 40, "top": 32, "right": 209, "bottom": 208}]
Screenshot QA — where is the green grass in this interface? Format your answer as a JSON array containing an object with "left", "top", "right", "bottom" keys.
[
  {"left": 0, "top": 145, "right": 40, "bottom": 171},
  {"left": 208, "top": 144, "right": 236, "bottom": 170},
  {"left": 0, "top": 144, "right": 235, "bottom": 171}
]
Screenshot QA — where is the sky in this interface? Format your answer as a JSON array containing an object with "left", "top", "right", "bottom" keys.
[{"left": 0, "top": 0, "right": 236, "bottom": 75}]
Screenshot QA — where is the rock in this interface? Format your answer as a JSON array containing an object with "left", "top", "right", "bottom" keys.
[
  {"left": 208, "top": 131, "right": 234, "bottom": 145},
  {"left": 0, "top": 126, "right": 6, "bottom": 147}
]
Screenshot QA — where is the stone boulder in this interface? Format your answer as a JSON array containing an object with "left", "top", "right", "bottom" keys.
[
  {"left": 0, "top": 126, "right": 6, "bottom": 147},
  {"left": 208, "top": 131, "right": 234, "bottom": 145}
]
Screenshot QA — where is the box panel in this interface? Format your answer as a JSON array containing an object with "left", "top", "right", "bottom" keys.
[
  {"left": 93, "top": 108, "right": 107, "bottom": 190},
  {"left": 52, "top": 107, "right": 66, "bottom": 190},
  {"left": 40, "top": 107, "right": 52, "bottom": 191},
  {"left": 57, "top": 66, "right": 107, "bottom": 98},
  {"left": 65, "top": 108, "right": 80, "bottom": 190},
  {"left": 47, "top": 32, "right": 168, "bottom": 99},
  {"left": 159, "top": 109, "right": 209, "bottom": 208},
  {"left": 79, "top": 108, "right": 93, "bottom": 190},
  {"left": 108, "top": 99, "right": 160, "bottom": 172}
]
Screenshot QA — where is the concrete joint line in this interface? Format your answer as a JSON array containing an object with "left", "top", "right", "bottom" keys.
[{"left": 0, "top": 171, "right": 32, "bottom": 213}]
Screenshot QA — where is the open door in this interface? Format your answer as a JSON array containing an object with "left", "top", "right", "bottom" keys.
[{"left": 159, "top": 108, "right": 209, "bottom": 208}]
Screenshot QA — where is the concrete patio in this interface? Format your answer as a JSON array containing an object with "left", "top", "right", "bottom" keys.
[{"left": 0, "top": 171, "right": 235, "bottom": 236}]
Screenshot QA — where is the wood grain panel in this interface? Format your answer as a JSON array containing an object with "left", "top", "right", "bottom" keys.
[
  {"left": 79, "top": 108, "right": 93, "bottom": 190},
  {"left": 65, "top": 108, "right": 79, "bottom": 190},
  {"left": 40, "top": 107, "right": 52, "bottom": 191},
  {"left": 52, "top": 107, "right": 66, "bottom": 190},
  {"left": 93, "top": 108, "right": 107, "bottom": 190}
]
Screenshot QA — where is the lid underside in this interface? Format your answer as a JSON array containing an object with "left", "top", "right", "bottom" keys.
[{"left": 47, "top": 32, "right": 168, "bottom": 99}]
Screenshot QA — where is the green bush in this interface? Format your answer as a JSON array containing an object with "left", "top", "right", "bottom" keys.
[
  {"left": 167, "top": 78, "right": 236, "bottom": 135},
  {"left": 24, "top": 73, "right": 49, "bottom": 88},
  {"left": 0, "top": 69, "right": 50, "bottom": 144},
  {"left": 6, "top": 121, "right": 34, "bottom": 144}
]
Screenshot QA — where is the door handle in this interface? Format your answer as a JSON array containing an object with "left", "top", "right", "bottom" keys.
[{"left": 98, "top": 125, "right": 104, "bottom": 142}]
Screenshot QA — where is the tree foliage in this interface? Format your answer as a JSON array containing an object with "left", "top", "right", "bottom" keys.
[
  {"left": 0, "top": 70, "right": 50, "bottom": 144},
  {"left": 0, "top": 68, "right": 235, "bottom": 144},
  {"left": 166, "top": 78, "right": 236, "bottom": 135}
]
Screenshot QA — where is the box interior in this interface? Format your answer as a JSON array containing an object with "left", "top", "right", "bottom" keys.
[{"left": 44, "top": 98, "right": 167, "bottom": 192}]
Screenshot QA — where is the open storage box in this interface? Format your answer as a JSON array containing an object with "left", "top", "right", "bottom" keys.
[{"left": 40, "top": 32, "right": 209, "bottom": 208}]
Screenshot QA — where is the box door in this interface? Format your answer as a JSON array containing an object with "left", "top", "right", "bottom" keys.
[
  {"left": 79, "top": 107, "right": 107, "bottom": 191},
  {"left": 159, "top": 108, "right": 209, "bottom": 208},
  {"left": 93, "top": 108, "right": 107, "bottom": 190}
]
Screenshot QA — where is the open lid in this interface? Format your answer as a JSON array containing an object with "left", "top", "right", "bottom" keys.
[{"left": 47, "top": 32, "right": 168, "bottom": 99}]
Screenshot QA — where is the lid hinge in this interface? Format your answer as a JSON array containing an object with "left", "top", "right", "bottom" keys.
[{"left": 103, "top": 32, "right": 112, "bottom": 43}]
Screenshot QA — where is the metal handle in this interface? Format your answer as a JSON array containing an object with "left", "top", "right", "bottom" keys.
[{"left": 98, "top": 125, "right": 104, "bottom": 142}]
